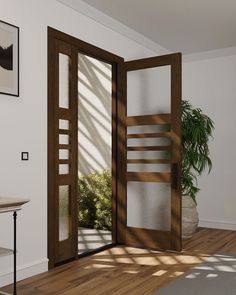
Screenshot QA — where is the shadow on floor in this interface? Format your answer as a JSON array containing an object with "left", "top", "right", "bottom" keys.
[{"left": 78, "top": 227, "right": 112, "bottom": 254}]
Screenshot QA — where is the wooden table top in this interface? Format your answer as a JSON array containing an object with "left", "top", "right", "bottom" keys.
[{"left": 0, "top": 197, "right": 30, "bottom": 212}]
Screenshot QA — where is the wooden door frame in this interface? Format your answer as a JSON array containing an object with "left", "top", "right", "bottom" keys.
[{"left": 48, "top": 27, "right": 124, "bottom": 268}]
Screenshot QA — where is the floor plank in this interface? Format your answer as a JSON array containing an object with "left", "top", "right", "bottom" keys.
[{"left": 2, "top": 228, "right": 236, "bottom": 295}]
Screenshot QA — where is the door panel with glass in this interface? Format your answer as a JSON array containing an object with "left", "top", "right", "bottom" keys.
[{"left": 117, "top": 53, "right": 182, "bottom": 251}]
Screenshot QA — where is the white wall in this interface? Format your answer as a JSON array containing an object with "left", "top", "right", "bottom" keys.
[
  {"left": 0, "top": 0, "right": 161, "bottom": 286},
  {"left": 183, "top": 51, "right": 236, "bottom": 230},
  {"left": 1, "top": 0, "right": 236, "bottom": 287}
]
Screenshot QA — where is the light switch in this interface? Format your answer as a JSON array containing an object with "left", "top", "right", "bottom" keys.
[{"left": 21, "top": 152, "right": 29, "bottom": 161}]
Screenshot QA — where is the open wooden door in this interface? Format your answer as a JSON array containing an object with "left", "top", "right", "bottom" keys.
[{"left": 117, "top": 53, "right": 182, "bottom": 251}]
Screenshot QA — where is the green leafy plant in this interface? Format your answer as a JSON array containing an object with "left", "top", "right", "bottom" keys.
[
  {"left": 182, "top": 100, "right": 214, "bottom": 203},
  {"left": 78, "top": 170, "right": 112, "bottom": 231}
]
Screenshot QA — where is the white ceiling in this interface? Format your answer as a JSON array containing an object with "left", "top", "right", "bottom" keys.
[{"left": 80, "top": 0, "right": 236, "bottom": 54}]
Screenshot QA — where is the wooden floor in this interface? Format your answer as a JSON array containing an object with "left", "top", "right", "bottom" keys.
[{"left": 2, "top": 228, "right": 236, "bottom": 295}]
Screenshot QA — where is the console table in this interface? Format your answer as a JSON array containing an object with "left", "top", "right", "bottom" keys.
[{"left": 0, "top": 198, "right": 30, "bottom": 295}]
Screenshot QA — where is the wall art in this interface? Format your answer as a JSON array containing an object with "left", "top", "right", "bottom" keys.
[{"left": 0, "top": 20, "right": 19, "bottom": 96}]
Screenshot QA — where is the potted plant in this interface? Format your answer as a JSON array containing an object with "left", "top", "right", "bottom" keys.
[{"left": 181, "top": 100, "right": 214, "bottom": 239}]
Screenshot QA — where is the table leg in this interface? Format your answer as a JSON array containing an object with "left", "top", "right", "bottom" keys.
[{"left": 13, "top": 211, "right": 17, "bottom": 295}]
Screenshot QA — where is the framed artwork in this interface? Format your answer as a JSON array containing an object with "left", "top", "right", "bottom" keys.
[{"left": 0, "top": 20, "right": 19, "bottom": 97}]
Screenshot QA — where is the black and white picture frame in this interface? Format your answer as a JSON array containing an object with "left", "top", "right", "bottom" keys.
[{"left": 0, "top": 20, "right": 19, "bottom": 97}]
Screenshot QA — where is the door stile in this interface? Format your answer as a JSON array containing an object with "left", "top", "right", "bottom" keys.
[
  {"left": 116, "top": 62, "right": 127, "bottom": 245},
  {"left": 70, "top": 46, "right": 79, "bottom": 259},
  {"left": 170, "top": 53, "right": 182, "bottom": 251}
]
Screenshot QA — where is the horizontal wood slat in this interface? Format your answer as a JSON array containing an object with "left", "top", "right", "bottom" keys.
[
  {"left": 124, "top": 53, "right": 175, "bottom": 71},
  {"left": 59, "top": 144, "right": 72, "bottom": 150},
  {"left": 58, "top": 174, "right": 72, "bottom": 185},
  {"left": 127, "top": 159, "right": 170, "bottom": 164},
  {"left": 127, "top": 146, "right": 170, "bottom": 151},
  {"left": 127, "top": 172, "right": 171, "bottom": 182},
  {"left": 59, "top": 108, "right": 72, "bottom": 120},
  {"left": 59, "top": 129, "right": 70, "bottom": 135},
  {"left": 126, "top": 114, "right": 170, "bottom": 126},
  {"left": 58, "top": 159, "right": 71, "bottom": 165},
  {"left": 127, "top": 132, "right": 171, "bottom": 139},
  {"left": 126, "top": 227, "right": 171, "bottom": 250}
]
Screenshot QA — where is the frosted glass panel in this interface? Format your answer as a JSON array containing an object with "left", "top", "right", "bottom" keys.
[
  {"left": 59, "top": 53, "right": 69, "bottom": 109},
  {"left": 127, "top": 137, "right": 171, "bottom": 146},
  {"left": 128, "top": 125, "right": 170, "bottom": 134},
  {"left": 59, "top": 149, "right": 69, "bottom": 160},
  {"left": 59, "top": 134, "right": 69, "bottom": 145},
  {"left": 127, "top": 182, "right": 171, "bottom": 231},
  {"left": 127, "top": 66, "right": 171, "bottom": 116},
  {"left": 59, "top": 119, "right": 69, "bottom": 130},
  {"left": 59, "top": 164, "right": 69, "bottom": 174},
  {"left": 127, "top": 164, "right": 171, "bottom": 173},
  {"left": 59, "top": 185, "right": 70, "bottom": 241}
]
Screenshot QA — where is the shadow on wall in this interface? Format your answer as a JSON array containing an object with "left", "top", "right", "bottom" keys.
[{"left": 78, "top": 54, "right": 112, "bottom": 176}]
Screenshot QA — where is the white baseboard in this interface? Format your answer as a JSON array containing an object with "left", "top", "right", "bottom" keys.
[
  {"left": 199, "top": 219, "right": 236, "bottom": 231},
  {"left": 0, "top": 258, "right": 48, "bottom": 287}
]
